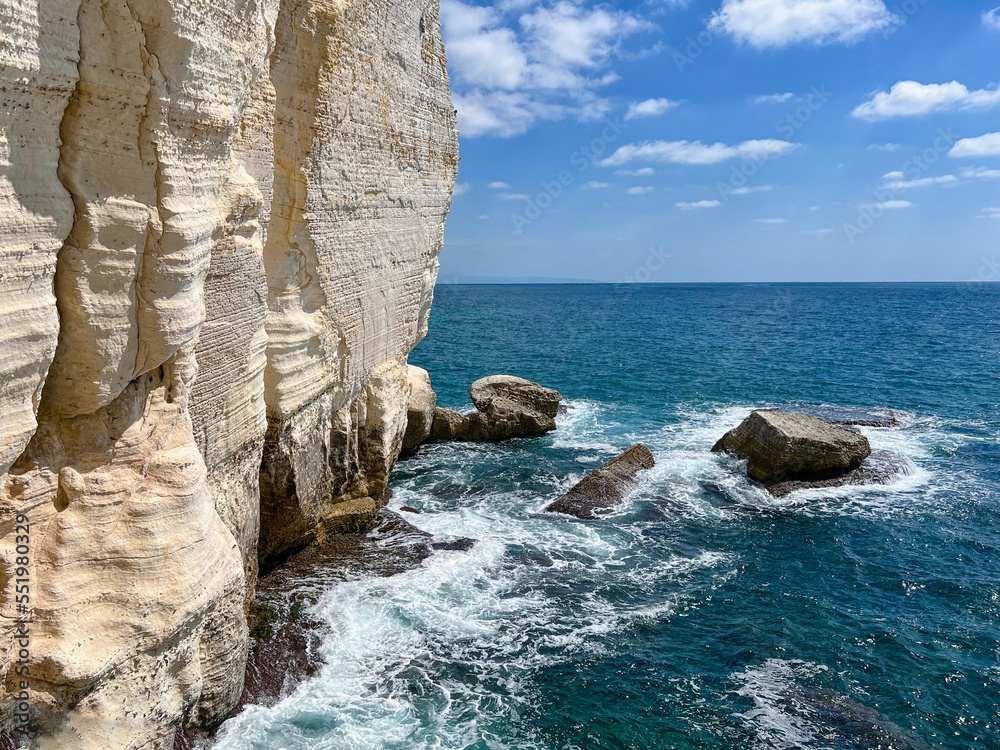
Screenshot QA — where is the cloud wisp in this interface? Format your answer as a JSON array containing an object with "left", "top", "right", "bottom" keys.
[
  {"left": 851, "top": 81, "right": 1000, "bottom": 120},
  {"left": 676, "top": 200, "right": 722, "bottom": 210},
  {"left": 625, "top": 98, "right": 681, "bottom": 120},
  {"left": 950, "top": 132, "right": 1000, "bottom": 158},
  {"left": 709, "top": 0, "right": 899, "bottom": 48},
  {"left": 600, "top": 138, "right": 797, "bottom": 167}
]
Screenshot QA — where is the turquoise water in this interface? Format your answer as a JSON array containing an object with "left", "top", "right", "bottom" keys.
[{"left": 216, "top": 283, "right": 1000, "bottom": 749}]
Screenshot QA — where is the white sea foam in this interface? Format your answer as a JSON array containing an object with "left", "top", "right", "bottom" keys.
[{"left": 212, "top": 401, "right": 976, "bottom": 749}]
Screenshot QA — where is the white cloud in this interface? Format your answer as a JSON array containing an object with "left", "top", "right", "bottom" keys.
[
  {"left": 499, "top": 192, "right": 530, "bottom": 200},
  {"left": 477, "top": 214, "right": 491, "bottom": 220},
  {"left": 981, "top": 207, "right": 1000, "bottom": 219},
  {"left": 600, "top": 139, "right": 797, "bottom": 167},
  {"left": 864, "top": 200, "right": 912, "bottom": 209},
  {"left": 754, "top": 92, "right": 794, "bottom": 104},
  {"left": 442, "top": 0, "right": 648, "bottom": 137},
  {"left": 709, "top": 0, "right": 898, "bottom": 48},
  {"left": 583, "top": 181, "right": 611, "bottom": 189},
  {"left": 880, "top": 173, "right": 958, "bottom": 190},
  {"left": 676, "top": 200, "right": 722, "bottom": 209},
  {"left": 851, "top": 81, "right": 1000, "bottom": 120},
  {"left": 625, "top": 98, "right": 681, "bottom": 120},
  {"left": 489, "top": 181, "right": 511, "bottom": 189},
  {"left": 961, "top": 166, "right": 1000, "bottom": 179},
  {"left": 451, "top": 90, "right": 558, "bottom": 137},
  {"left": 615, "top": 167, "right": 654, "bottom": 176},
  {"left": 627, "top": 186, "right": 654, "bottom": 194},
  {"left": 809, "top": 205, "right": 819, "bottom": 210},
  {"left": 867, "top": 143, "right": 901, "bottom": 151},
  {"left": 453, "top": 182, "right": 472, "bottom": 196},
  {"left": 984, "top": 7, "right": 1000, "bottom": 30},
  {"left": 732, "top": 185, "right": 775, "bottom": 195},
  {"left": 950, "top": 132, "right": 1000, "bottom": 158},
  {"left": 753, "top": 218, "right": 787, "bottom": 224},
  {"left": 804, "top": 228, "right": 833, "bottom": 234}
]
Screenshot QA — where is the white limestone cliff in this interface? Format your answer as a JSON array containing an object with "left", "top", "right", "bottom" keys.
[{"left": 0, "top": 0, "right": 457, "bottom": 745}]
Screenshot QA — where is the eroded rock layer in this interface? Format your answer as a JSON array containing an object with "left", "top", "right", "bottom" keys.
[{"left": 0, "top": 0, "right": 457, "bottom": 745}]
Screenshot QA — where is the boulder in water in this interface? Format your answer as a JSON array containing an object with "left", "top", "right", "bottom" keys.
[
  {"left": 430, "top": 407, "right": 470, "bottom": 441},
  {"left": 402, "top": 365, "right": 437, "bottom": 452},
  {"left": 430, "top": 375, "right": 562, "bottom": 443},
  {"left": 545, "top": 444, "right": 655, "bottom": 519},
  {"left": 713, "top": 410, "right": 871, "bottom": 483}
]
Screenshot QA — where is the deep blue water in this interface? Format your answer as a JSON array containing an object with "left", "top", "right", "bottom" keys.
[{"left": 217, "top": 283, "right": 1000, "bottom": 750}]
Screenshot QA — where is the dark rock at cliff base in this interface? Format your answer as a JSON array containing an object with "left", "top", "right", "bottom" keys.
[
  {"left": 781, "top": 405, "right": 901, "bottom": 428},
  {"left": 431, "top": 537, "right": 477, "bottom": 551},
  {"left": 173, "top": 509, "right": 475, "bottom": 749},
  {"left": 428, "top": 376, "right": 563, "bottom": 444},
  {"left": 713, "top": 410, "right": 871, "bottom": 483},
  {"left": 545, "top": 444, "right": 655, "bottom": 519},
  {"left": 767, "top": 450, "right": 911, "bottom": 497}
]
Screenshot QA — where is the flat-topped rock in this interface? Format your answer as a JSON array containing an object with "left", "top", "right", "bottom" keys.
[
  {"left": 545, "top": 444, "right": 655, "bottom": 519},
  {"left": 782, "top": 406, "right": 900, "bottom": 428},
  {"left": 713, "top": 410, "right": 871, "bottom": 483}
]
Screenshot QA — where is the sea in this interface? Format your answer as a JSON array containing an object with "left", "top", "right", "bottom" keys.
[{"left": 213, "top": 283, "right": 1000, "bottom": 750}]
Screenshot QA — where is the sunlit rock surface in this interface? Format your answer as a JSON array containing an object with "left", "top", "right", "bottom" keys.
[{"left": 0, "top": 0, "right": 456, "bottom": 744}]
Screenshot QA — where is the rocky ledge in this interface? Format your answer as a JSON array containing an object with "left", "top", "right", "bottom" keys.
[{"left": 174, "top": 507, "right": 475, "bottom": 748}]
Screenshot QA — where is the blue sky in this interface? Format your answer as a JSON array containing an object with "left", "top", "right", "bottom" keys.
[{"left": 439, "top": 0, "right": 1000, "bottom": 282}]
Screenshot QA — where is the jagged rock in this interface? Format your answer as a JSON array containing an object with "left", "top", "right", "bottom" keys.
[
  {"left": 713, "top": 410, "right": 871, "bottom": 483},
  {"left": 175, "top": 509, "right": 476, "bottom": 749},
  {"left": 545, "top": 444, "right": 656, "bottom": 519},
  {"left": 402, "top": 365, "right": 437, "bottom": 452},
  {"left": 767, "top": 450, "right": 911, "bottom": 497},
  {"left": 428, "top": 376, "right": 562, "bottom": 444},
  {"left": 0, "top": 0, "right": 458, "bottom": 745}
]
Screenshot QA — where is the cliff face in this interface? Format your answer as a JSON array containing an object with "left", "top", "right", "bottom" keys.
[{"left": 0, "top": 0, "right": 457, "bottom": 745}]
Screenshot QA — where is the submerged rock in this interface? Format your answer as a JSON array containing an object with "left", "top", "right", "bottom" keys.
[
  {"left": 545, "top": 444, "right": 656, "bottom": 519},
  {"left": 713, "top": 410, "right": 871, "bottom": 483},
  {"left": 767, "top": 450, "right": 911, "bottom": 497},
  {"left": 428, "top": 375, "right": 563, "bottom": 444},
  {"left": 797, "top": 688, "right": 935, "bottom": 750},
  {"left": 174, "top": 509, "right": 475, "bottom": 748},
  {"left": 402, "top": 365, "right": 437, "bottom": 452}
]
